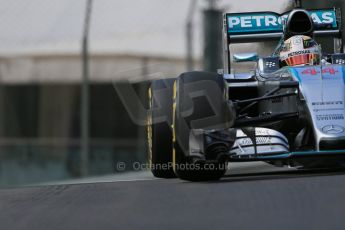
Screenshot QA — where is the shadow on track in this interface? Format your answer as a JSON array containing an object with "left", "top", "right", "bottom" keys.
[{"left": 210, "top": 167, "right": 345, "bottom": 183}]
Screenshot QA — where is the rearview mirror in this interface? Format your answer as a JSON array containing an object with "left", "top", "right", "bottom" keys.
[{"left": 233, "top": 53, "right": 258, "bottom": 62}]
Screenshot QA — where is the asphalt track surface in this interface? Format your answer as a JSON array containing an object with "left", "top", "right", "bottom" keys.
[{"left": 1, "top": 163, "right": 345, "bottom": 230}]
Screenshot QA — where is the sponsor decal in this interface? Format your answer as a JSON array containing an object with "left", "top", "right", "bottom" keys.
[
  {"left": 288, "top": 50, "right": 310, "bottom": 57},
  {"left": 227, "top": 9, "right": 337, "bottom": 34},
  {"left": 238, "top": 137, "right": 271, "bottom": 146},
  {"left": 301, "top": 67, "right": 338, "bottom": 75},
  {"left": 301, "top": 68, "right": 319, "bottom": 75},
  {"left": 316, "top": 114, "right": 344, "bottom": 121},
  {"left": 321, "top": 67, "right": 339, "bottom": 75},
  {"left": 292, "top": 36, "right": 302, "bottom": 45},
  {"left": 322, "top": 125, "right": 345, "bottom": 134},
  {"left": 312, "top": 101, "right": 343, "bottom": 106}
]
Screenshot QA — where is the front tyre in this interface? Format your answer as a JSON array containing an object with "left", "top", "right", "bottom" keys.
[
  {"left": 173, "top": 71, "right": 233, "bottom": 181},
  {"left": 147, "top": 79, "right": 176, "bottom": 178}
]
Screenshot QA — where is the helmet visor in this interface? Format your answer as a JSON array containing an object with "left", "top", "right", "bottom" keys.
[{"left": 284, "top": 53, "right": 319, "bottom": 66}]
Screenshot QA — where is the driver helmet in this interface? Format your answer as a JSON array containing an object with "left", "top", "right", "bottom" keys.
[{"left": 279, "top": 35, "right": 321, "bottom": 66}]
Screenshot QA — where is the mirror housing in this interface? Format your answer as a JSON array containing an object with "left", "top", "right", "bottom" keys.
[{"left": 233, "top": 53, "right": 258, "bottom": 62}]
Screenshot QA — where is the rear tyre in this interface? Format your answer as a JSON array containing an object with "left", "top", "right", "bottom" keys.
[
  {"left": 173, "top": 71, "right": 234, "bottom": 181},
  {"left": 147, "top": 78, "right": 176, "bottom": 178}
]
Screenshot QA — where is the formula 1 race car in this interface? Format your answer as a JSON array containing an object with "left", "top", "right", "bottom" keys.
[{"left": 147, "top": 7, "right": 345, "bottom": 181}]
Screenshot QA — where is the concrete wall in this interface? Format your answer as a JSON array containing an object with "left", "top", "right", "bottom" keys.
[{"left": 0, "top": 54, "right": 201, "bottom": 84}]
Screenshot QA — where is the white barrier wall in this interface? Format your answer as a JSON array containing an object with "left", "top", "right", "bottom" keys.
[{"left": 0, "top": 54, "right": 200, "bottom": 84}]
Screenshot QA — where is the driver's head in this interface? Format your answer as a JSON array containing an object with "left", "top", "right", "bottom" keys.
[{"left": 279, "top": 35, "right": 321, "bottom": 66}]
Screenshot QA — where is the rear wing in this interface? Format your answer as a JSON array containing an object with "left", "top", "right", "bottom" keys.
[
  {"left": 223, "top": 8, "right": 343, "bottom": 73},
  {"left": 225, "top": 8, "right": 341, "bottom": 43}
]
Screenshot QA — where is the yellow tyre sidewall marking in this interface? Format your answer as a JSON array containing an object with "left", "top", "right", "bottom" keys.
[
  {"left": 172, "top": 80, "right": 177, "bottom": 173},
  {"left": 147, "top": 86, "right": 153, "bottom": 168}
]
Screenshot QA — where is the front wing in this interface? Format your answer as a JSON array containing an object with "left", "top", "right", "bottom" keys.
[{"left": 228, "top": 149, "right": 345, "bottom": 162}]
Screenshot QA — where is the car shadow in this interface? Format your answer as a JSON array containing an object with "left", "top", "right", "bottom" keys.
[{"left": 210, "top": 167, "right": 345, "bottom": 183}]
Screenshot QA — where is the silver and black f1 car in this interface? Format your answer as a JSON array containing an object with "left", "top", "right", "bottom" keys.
[{"left": 147, "top": 7, "right": 345, "bottom": 181}]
